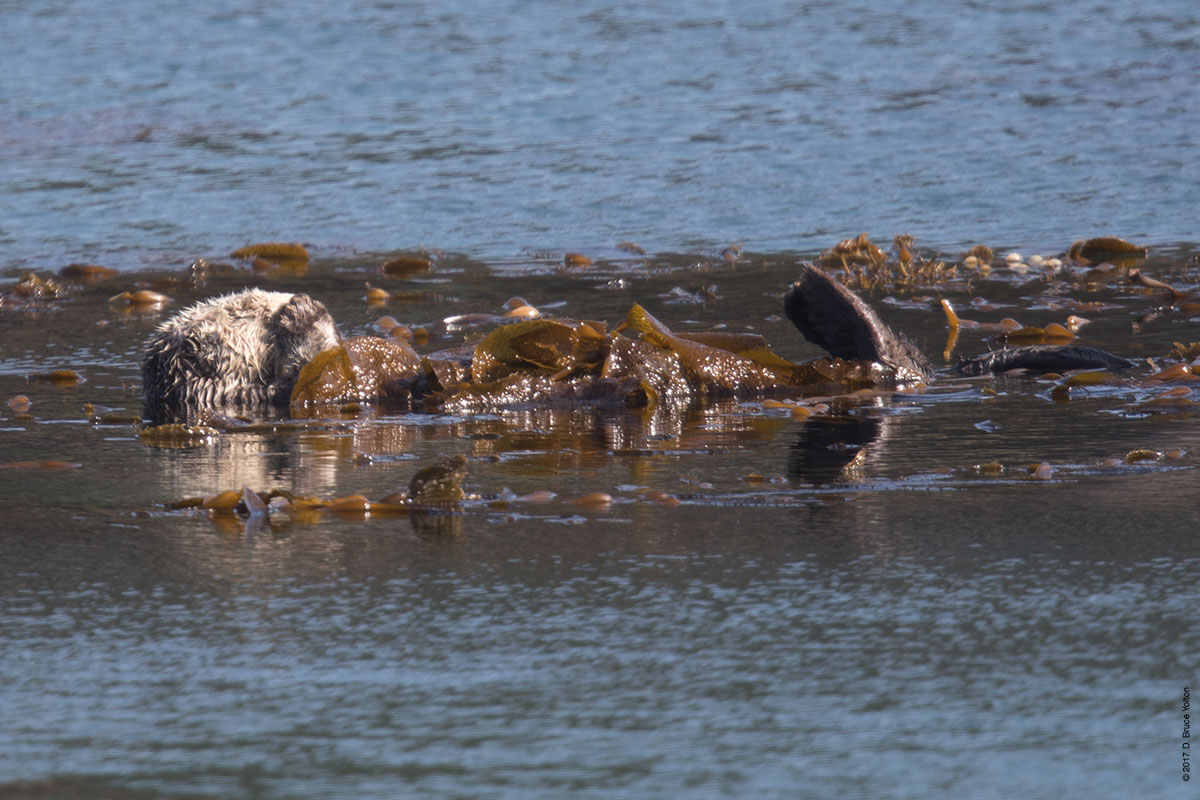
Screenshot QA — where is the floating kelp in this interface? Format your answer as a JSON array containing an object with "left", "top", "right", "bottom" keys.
[
  {"left": 1059, "top": 370, "right": 1125, "bottom": 388},
  {"left": 0, "top": 460, "right": 82, "bottom": 470},
  {"left": 364, "top": 282, "right": 444, "bottom": 306},
  {"left": 628, "top": 303, "right": 842, "bottom": 396},
  {"left": 109, "top": 289, "right": 170, "bottom": 309},
  {"left": 164, "top": 456, "right": 470, "bottom": 524},
  {"left": 940, "top": 300, "right": 1026, "bottom": 332},
  {"left": 1129, "top": 389, "right": 1198, "bottom": 415},
  {"left": 990, "top": 322, "right": 1076, "bottom": 346},
  {"left": 406, "top": 454, "right": 468, "bottom": 506},
  {"left": 816, "top": 233, "right": 887, "bottom": 268},
  {"left": 290, "top": 336, "right": 423, "bottom": 409},
  {"left": 59, "top": 263, "right": 118, "bottom": 282},
  {"left": 961, "top": 244, "right": 995, "bottom": 270},
  {"left": 1028, "top": 461, "right": 1054, "bottom": 480},
  {"left": 138, "top": 267, "right": 1183, "bottom": 426},
  {"left": 470, "top": 318, "right": 607, "bottom": 384},
  {"left": 1128, "top": 269, "right": 1180, "bottom": 296},
  {"left": 563, "top": 252, "right": 592, "bottom": 267},
  {"left": 1140, "top": 362, "right": 1200, "bottom": 385},
  {"left": 27, "top": 370, "right": 84, "bottom": 385},
  {"left": 816, "top": 234, "right": 954, "bottom": 288},
  {"left": 1067, "top": 237, "right": 1146, "bottom": 266},
  {"left": 283, "top": 269, "right": 938, "bottom": 416},
  {"left": 443, "top": 298, "right": 541, "bottom": 330},
  {"left": 364, "top": 284, "right": 390, "bottom": 305},
  {"left": 230, "top": 242, "right": 309, "bottom": 262},
  {"left": 138, "top": 424, "right": 220, "bottom": 447},
  {"left": 1169, "top": 342, "right": 1200, "bottom": 361},
  {"left": 504, "top": 302, "right": 540, "bottom": 319},
  {"left": 380, "top": 255, "right": 432, "bottom": 275},
  {"left": 566, "top": 491, "right": 613, "bottom": 509},
  {"left": 397, "top": 296, "right": 897, "bottom": 414},
  {"left": 1, "top": 273, "right": 66, "bottom": 308}
]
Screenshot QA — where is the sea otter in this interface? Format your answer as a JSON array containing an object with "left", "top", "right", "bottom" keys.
[
  {"left": 141, "top": 271, "right": 1133, "bottom": 424},
  {"left": 141, "top": 288, "right": 340, "bottom": 424}
]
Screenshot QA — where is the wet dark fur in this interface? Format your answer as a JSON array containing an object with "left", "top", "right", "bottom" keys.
[
  {"left": 784, "top": 264, "right": 932, "bottom": 380},
  {"left": 953, "top": 345, "right": 1134, "bottom": 376},
  {"left": 784, "top": 264, "right": 1130, "bottom": 379}
]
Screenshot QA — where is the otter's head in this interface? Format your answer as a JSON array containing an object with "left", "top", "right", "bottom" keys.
[{"left": 266, "top": 293, "right": 341, "bottom": 404}]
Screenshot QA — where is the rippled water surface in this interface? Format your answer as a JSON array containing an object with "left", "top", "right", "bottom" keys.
[
  {"left": 3, "top": 1, "right": 1199, "bottom": 798},
  {"left": 2, "top": 0, "right": 1198, "bottom": 268}
]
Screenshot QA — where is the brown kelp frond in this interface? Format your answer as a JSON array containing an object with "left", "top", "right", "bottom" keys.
[
  {"left": 1169, "top": 341, "right": 1200, "bottom": 362},
  {"left": 1068, "top": 237, "right": 1146, "bottom": 266},
  {"left": 231, "top": 242, "right": 309, "bottom": 262},
  {"left": 818, "top": 233, "right": 955, "bottom": 290}
]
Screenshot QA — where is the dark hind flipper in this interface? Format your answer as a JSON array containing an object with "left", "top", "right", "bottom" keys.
[
  {"left": 954, "top": 345, "right": 1134, "bottom": 376},
  {"left": 784, "top": 263, "right": 931, "bottom": 380}
]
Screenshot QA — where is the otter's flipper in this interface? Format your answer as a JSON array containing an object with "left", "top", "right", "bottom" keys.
[
  {"left": 784, "top": 263, "right": 931, "bottom": 380},
  {"left": 954, "top": 345, "right": 1134, "bottom": 376}
]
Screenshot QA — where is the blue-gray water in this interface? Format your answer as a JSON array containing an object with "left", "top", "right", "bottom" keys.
[
  {"left": 2, "top": 1, "right": 1199, "bottom": 798},
  {"left": 2, "top": 0, "right": 1198, "bottom": 271}
]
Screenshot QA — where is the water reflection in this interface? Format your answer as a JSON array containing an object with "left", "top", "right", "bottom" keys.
[{"left": 788, "top": 415, "right": 884, "bottom": 485}]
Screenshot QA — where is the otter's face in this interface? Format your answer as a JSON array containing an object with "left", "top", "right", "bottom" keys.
[{"left": 267, "top": 294, "right": 341, "bottom": 403}]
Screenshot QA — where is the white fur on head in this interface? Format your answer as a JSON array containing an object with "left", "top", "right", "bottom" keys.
[{"left": 141, "top": 288, "right": 340, "bottom": 423}]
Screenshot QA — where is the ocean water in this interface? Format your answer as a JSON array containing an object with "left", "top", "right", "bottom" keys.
[
  {"left": 1, "top": 0, "right": 1197, "bottom": 271},
  {"left": 2, "top": 2, "right": 1199, "bottom": 799}
]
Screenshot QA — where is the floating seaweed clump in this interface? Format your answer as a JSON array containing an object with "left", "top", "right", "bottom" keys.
[
  {"left": 109, "top": 289, "right": 171, "bottom": 310},
  {"left": 230, "top": 242, "right": 309, "bottom": 262},
  {"left": 1, "top": 273, "right": 67, "bottom": 309},
  {"left": 138, "top": 424, "right": 221, "bottom": 448},
  {"left": 1169, "top": 342, "right": 1200, "bottom": 361},
  {"left": 1068, "top": 237, "right": 1146, "bottom": 266},
  {"left": 403, "top": 454, "right": 469, "bottom": 505},
  {"left": 59, "top": 263, "right": 118, "bottom": 282},
  {"left": 290, "top": 336, "right": 424, "bottom": 410},
  {"left": 168, "top": 455, "right": 472, "bottom": 522},
  {"left": 819, "top": 234, "right": 955, "bottom": 290},
  {"left": 0, "top": 460, "right": 82, "bottom": 470},
  {"left": 380, "top": 255, "right": 432, "bottom": 275},
  {"left": 27, "top": 370, "right": 85, "bottom": 385},
  {"left": 816, "top": 233, "right": 887, "bottom": 268},
  {"left": 279, "top": 295, "right": 893, "bottom": 418},
  {"left": 963, "top": 244, "right": 994, "bottom": 268}
]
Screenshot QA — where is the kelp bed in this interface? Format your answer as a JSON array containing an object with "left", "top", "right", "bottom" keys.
[{"left": 3, "top": 235, "right": 1200, "bottom": 535}]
